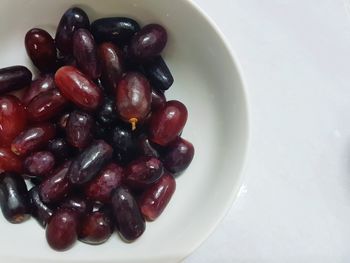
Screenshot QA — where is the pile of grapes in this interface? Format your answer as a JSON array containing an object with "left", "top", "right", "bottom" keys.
[{"left": 0, "top": 7, "right": 194, "bottom": 251}]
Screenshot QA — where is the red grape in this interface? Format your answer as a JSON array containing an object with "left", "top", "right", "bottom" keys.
[
  {"left": 0, "top": 148, "right": 23, "bottom": 173},
  {"left": 24, "top": 151, "right": 55, "bottom": 177},
  {"left": 23, "top": 74, "right": 55, "bottom": 105},
  {"left": 66, "top": 110, "right": 94, "bottom": 149}
]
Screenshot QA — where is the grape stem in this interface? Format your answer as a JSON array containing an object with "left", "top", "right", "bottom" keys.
[{"left": 129, "top": 118, "right": 138, "bottom": 131}]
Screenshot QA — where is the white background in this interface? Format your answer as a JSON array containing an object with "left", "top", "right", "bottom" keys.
[{"left": 186, "top": 0, "right": 350, "bottom": 262}]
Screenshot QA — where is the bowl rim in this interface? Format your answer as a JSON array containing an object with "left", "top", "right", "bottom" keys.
[{"left": 179, "top": 0, "right": 250, "bottom": 261}]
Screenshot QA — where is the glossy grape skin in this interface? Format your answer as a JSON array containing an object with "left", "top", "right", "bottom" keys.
[
  {"left": 98, "top": 42, "right": 124, "bottom": 92},
  {"left": 66, "top": 110, "right": 94, "bottom": 149},
  {"left": 0, "top": 148, "right": 23, "bottom": 173},
  {"left": 23, "top": 74, "right": 55, "bottom": 105},
  {"left": 79, "top": 210, "right": 113, "bottom": 245},
  {"left": 149, "top": 100, "right": 188, "bottom": 146},
  {"left": 55, "top": 66, "right": 103, "bottom": 111},
  {"left": 26, "top": 89, "right": 68, "bottom": 122},
  {"left": 0, "top": 173, "right": 30, "bottom": 223},
  {"left": 130, "top": 24, "right": 167, "bottom": 59},
  {"left": 73, "top": 29, "right": 101, "bottom": 79},
  {"left": 58, "top": 112, "right": 70, "bottom": 130},
  {"left": 138, "top": 173, "right": 176, "bottom": 221},
  {"left": 163, "top": 137, "right": 194, "bottom": 174},
  {"left": 143, "top": 56, "right": 174, "bottom": 91},
  {"left": 47, "top": 138, "right": 72, "bottom": 162},
  {"left": 115, "top": 72, "right": 151, "bottom": 129},
  {"left": 136, "top": 134, "right": 160, "bottom": 158},
  {"left": 60, "top": 195, "right": 92, "bottom": 215},
  {"left": 0, "top": 66, "right": 32, "bottom": 95},
  {"left": 11, "top": 123, "right": 56, "bottom": 156},
  {"left": 24, "top": 151, "right": 55, "bottom": 177},
  {"left": 68, "top": 140, "right": 113, "bottom": 185},
  {"left": 39, "top": 161, "right": 71, "bottom": 204},
  {"left": 29, "top": 186, "right": 53, "bottom": 227},
  {"left": 46, "top": 208, "right": 79, "bottom": 251},
  {"left": 151, "top": 88, "right": 166, "bottom": 111},
  {"left": 55, "top": 7, "right": 90, "bottom": 56},
  {"left": 111, "top": 186, "right": 145, "bottom": 242},
  {"left": 96, "top": 96, "right": 118, "bottom": 125},
  {"left": 0, "top": 95, "right": 28, "bottom": 146},
  {"left": 84, "top": 163, "right": 124, "bottom": 203},
  {"left": 25, "top": 28, "right": 56, "bottom": 72},
  {"left": 91, "top": 17, "right": 140, "bottom": 45},
  {"left": 125, "top": 156, "right": 164, "bottom": 189},
  {"left": 110, "top": 125, "right": 136, "bottom": 164}
]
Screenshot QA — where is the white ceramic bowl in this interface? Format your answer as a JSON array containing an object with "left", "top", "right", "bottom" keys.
[{"left": 0, "top": 0, "right": 249, "bottom": 262}]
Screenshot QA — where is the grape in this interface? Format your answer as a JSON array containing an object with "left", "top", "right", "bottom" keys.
[
  {"left": 138, "top": 173, "right": 176, "bottom": 221},
  {"left": 66, "top": 110, "right": 95, "bottom": 149},
  {"left": 26, "top": 89, "right": 68, "bottom": 122},
  {"left": 29, "top": 186, "right": 53, "bottom": 227},
  {"left": 45, "top": 208, "right": 79, "bottom": 251},
  {"left": 163, "top": 137, "right": 194, "bottom": 174},
  {"left": 60, "top": 195, "right": 92, "bottom": 215},
  {"left": 23, "top": 74, "right": 55, "bottom": 105},
  {"left": 151, "top": 87, "right": 166, "bottom": 111},
  {"left": 0, "top": 173, "right": 30, "bottom": 223},
  {"left": 149, "top": 100, "right": 188, "bottom": 146},
  {"left": 136, "top": 134, "right": 160, "bottom": 158},
  {"left": 11, "top": 123, "right": 56, "bottom": 156},
  {"left": 25, "top": 28, "right": 56, "bottom": 72},
  {"left": 68, "top": 140, "right": 113, "bottom": 185},
  {"left": 55, "top": 7, "right": 90, "bottom": 56},
  {"left": 0, "top": 148, "right": 23, "bottom": 173},
  {"left": 110, "top": 125, "right": 136, "bottom": 164},
  {"left": 0, "top": 95, "right": 27, "bottom": 146},
  {"left": 111, "top": 186, "right": 145, "bottom": 242},
  {"left": 73, "top": 29, "right": 101, "bottom": 79},
  {"left": 130, "top": 24, "right": 167, "bottom": 59},
  {"left": 115, "top": 72, "right": 151, "bottom": 130},
  {"left": 125, "top": 156, "right": 164, "bottom": 189},
  {"left": 39, "top": 161, "right": 72, "bottom": 204},
  {"left": 47, "top": 138, "right": 73, "bottom": 162},
  {"left": 98, "top": 42, "right": 124, "bottom": 92},
  {"left": 96, "top": 96, "right": 118, "bottom": 125},
  {"left": 84, "top": 163, "right": 124, "bottom": 203},
  {"left": 143, "top": 56, "right": 174, "bottom": 91},
  {"left": 91, "top": 17, "right": 140, "bottom": 45},
  {"left": 0, "top": 66, "right": 32, "bottom": 95},
  {"left": 55, "top": 66, "right": 102, "bottom": 111},
  {"left": 24, "top": 151, "right": 55, "bottom": 177}
]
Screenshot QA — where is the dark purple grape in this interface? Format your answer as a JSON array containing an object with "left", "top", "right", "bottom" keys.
[
  {"left": 84, "top": 163, "right": 124, "bottom": 203},
  {"left": 60, "top": 195, "right": 92, "bottom": 215},
  {"left": 0, "top": 173, "right": 30, "bottom": 223},
  {"left": 111, "top": 186, "right": 145, "bottom": 241},
  {"left": 79, "top": 210, "right": 113, "bottom": 245},
  {"left": 26, "top": 89, "right": 68, "bottom": 122},
  {"left": 143, "top": 56, "right": 174, "bottom": 91},
  {"left": 0, "top": 66, "right": 32, "bottom": 95},
  {"left": 115, "top": 72, "right": 151, "bottom": 130},
  {"left": 125, "top": 156, "right": 164, "bottom": 189},
  {"left": 149, "top": 100, "right": 188, "bottom": 146},
  {"left": 47, "top": 138, "right": 73, "bottom": 162},
  {"left": 98, "top": 42, "right": 124, "bottom": 92},
  {"left": 68, "top": 140, "right": 113, "bottom": 185},
  {"left": 110, "top": 125, "right": 136, "bottom": 164},
  {"left": 39, "top": 161, "right": 72, "bottom": 204},
  {"left": 23, "top": 74, "right": 55, "bottom": 105},
  {"left": 55, "top": 7, "right": 90, "bottom": 56},
  {"left": 138, "top": 172, "right": 176, "bottom": 221},
  {"left": 24, "top": 151, "right": 55, "bottom": 177},
  {"left": 73, "top": 29, "right": 101, "bottom": 79},
  {"left": 11, "top": 123, "right": 56, "bottom": 156},
  {"left": 96, "top": 96, "right": 118, "bottom": 125},
  {"left": 163, "top": 137, "right": 194, "bottom": 174},
  {"left": 136, "top": 134, "right": 160, "bottom": 158},
  {"left": 25, "top": 28, "right": 57, "bottom": 72},
  {"left": 46, "top": 208, "right": 79, "bottom": 251},
  {"left": 91, "top": 17, "right": 140, "bottom": 45},
  {"left": 151, "top": 87, "right": 166, "bottom": 111},
  {"left": 66, "top": 110, "right": 95, "bottom": 149},
  {"left": 130, "top": 24, "right": 167, "bottom": 59},
  {"left": 29, "top": 186, "right": 53, "bottom": 227},
  {"left": 94, "top": 121, "right": 111, "bottom": 140}
]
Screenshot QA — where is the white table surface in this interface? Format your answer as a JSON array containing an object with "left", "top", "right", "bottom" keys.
[{"left": 185, "top": 0, "right": 350, "bottom": 262}]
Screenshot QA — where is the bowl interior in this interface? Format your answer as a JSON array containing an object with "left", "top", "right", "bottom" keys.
[{"left": 0, "top": 0, "right": 248, "bottom": 262}]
